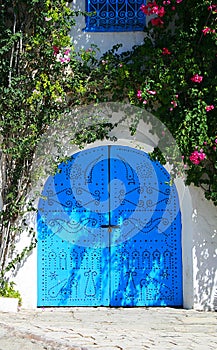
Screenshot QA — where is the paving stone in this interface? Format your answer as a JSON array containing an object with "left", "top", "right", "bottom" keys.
[{"left": 0, "top": 308, "right": 217, "bottom": 350}]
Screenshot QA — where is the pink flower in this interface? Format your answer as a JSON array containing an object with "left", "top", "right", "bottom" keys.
[
  {"left": 137, "top": 90, "right": 142, "bottom": 99},
  {"left": 202, "top": 27, "right": 211, "bottom": 35},
  {"left": 162, "top": 47, "right": 171, "bottom": 55},
  {"left": 64, "top": 49, "right": 71, "bottom": 55},
  {"left": 143, "top": 100, "right": 147, "bottom": 104},
  {"left": 176, "top": 0, "right": 183, "bottom": 3},
  {"left": 141, "top": 2, "right": 165, "bottom": 19},
  {"left": 208, "top": 4, "right": 217, "bottom": 12},
  {"left": 190, "top": 74, "right": 203, "bottom": 83},
  {"left": 163, "top": 0, "right": 171, "bottom": 4},
  {"left": 147, "top": 90, "right": 157, "bottom": 95},
  {"left": 215, "top": 139, "right": 217, "bottom": 144},
  {"left": 45, "top": 17, "right": 52, "bottom": 21},
  {"left": 151, "top": 17, "right": 164, "bottom": 27},
  {"left": 171, "top": 100, "right": 177, "bottom": 108},
  {"left": 59, "top": 56, "right": 70, "bottom": 64},
  {"left": 189, "top": 150, "right": 206, "bottom": 165},
  {"left": 140, "top": 4, "right": 149, "bottom": 15},
  {"left": 205, "top": 105, "right": 215, "bottom": 112},
  {"left": 157, "top": 6, "right": 166, "bottom": 17},
  {"left": 53, "top": 46, "right": 60, "bottom": 56}
]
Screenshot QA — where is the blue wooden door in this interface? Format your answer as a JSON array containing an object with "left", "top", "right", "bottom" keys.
[{"left": 37, "top": 146, "right": 182, "bottom": 307}]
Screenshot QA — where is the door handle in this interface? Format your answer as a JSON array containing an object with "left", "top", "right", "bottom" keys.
[{"left": 101, "top": 224, "right": 120, "bottom": 232}]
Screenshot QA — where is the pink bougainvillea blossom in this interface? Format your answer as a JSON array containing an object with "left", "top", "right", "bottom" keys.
[
  {"left": 205, "top": 105, "right": 215, "bottom": 112},
  {"left": 190, "top": 74, "right": 203, "bottom": 83},
  {"left": 202, "top": 27, "right": 212, "bottom": 35},
  {"left": 53, "top": 46, "right": 60, "bottom": 56},
  {"left": 55, "top": 48, "right": 71, "bottom": 64},
  {"left": 162, "top": 47, "right": 171, "bottom": 55},
  {"left": 137, "top": 90, "right": 142, "bottom": 99},
  {"left": 176, "top": 0, "right": 183, "bottom": 3},
  {"left": 189, "top": 150, "right": 206, "bottom": 165},
  {"left": 151, "top": 17, "right": 164, "bottom": 27},
  {"left": 64, "top": 49, "right": 71, "bottom": 56},
  {"left": 163, "top": 0, "right": 171, "bottom": 4},
  {"left": 157, "top": 6, "right": 166, "bottom": 17},
  {"left": 59, "top": 56, "right": 70, "bottom": 64},
  {"left": 171, "top": 100, "right": 178, "bottom": 108},
  {"left": 208, "top": 4, "right": 217, "bottom": 12},
  {"left": 147, "top": 89, "right": 157, "bottom": 95},
  {"left": 140, "top": 2, "right": 165, "bottom": 17}
]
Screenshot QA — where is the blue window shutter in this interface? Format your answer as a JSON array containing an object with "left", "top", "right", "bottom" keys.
[{"left": 85, "top": 0, "right": 146, "bottom": 32}]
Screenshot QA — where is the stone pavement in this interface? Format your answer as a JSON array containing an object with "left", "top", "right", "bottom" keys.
[{"left": 0, "top": 307, "right": 217, "bottom": 350}]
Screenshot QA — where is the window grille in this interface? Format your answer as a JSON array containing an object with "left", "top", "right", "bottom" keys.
[{"left": 85, "top": 0, "right": 146, "bottom": 32}]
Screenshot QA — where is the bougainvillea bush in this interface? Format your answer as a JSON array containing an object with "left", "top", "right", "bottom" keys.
[
  {"left": 110, "top": 0, "right": 217, "bottom": 204},
  {"left": 0, "top": 0, "right": 216, "bottom": 280}
]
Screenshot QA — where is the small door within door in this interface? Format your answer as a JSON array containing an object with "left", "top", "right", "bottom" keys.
[{"left": 37, "top": 145, "right": 182, "bottom": 307}]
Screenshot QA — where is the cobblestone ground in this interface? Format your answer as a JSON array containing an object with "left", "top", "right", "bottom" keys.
[{"left": 0, "top": 307, "right": 217, "bottom": 350}]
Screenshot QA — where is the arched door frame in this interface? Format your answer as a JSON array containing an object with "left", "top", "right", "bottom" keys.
[{"left": 13, "top": 103, "right": 195, "bottom": 308}]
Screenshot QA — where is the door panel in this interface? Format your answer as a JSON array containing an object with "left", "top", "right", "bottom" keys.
[
  {"left": 37, "top": 147, "right": 110, "bottom": 306},
  {"left": 109, "top": 146, "right": 182, "bottom": 306},
  {"left": 37, "top": 145, "right": 182, "bottom": 307}
]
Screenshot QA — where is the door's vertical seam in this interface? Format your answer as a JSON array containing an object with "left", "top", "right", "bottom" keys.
[{"left": 108, "top": 145, "right": 111, "bottom": 305}]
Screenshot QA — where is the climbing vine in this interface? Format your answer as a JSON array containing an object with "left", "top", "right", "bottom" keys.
[{"left": 99, "top": 0, "right": 217, "bottom": 203}]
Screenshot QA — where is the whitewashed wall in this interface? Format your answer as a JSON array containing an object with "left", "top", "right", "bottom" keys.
[
  {"left": 7, "top": 5, "right": 217, "bottom": 310},
  {"left": 11, "top": 120, "right": 217, "bottom": 311},
  {"left": 190, "top": 186, "right": 217, "bottom": 311},
  {"left": 12, "top": 150, "right": 217, "bottom": 311}
]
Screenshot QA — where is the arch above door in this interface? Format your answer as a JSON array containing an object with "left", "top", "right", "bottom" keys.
[{"left": 37, "top": 145, "right": 182, "bottom": 307}]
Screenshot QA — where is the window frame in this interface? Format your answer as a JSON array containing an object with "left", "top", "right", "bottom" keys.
[{"left": 85, "top": 0, "right": 146, "bottom": 33}]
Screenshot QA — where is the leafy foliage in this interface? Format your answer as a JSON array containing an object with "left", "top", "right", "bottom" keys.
[
  {"left": 0, "top": 0, "right": 107, "bottom": 275},
  {"left": 0, "top": 0, "right": 216, "bottom": 291},
  {"left": 0, "top": 276, "right": 22, "bottom": 305},
  {"left": 100, "top": 0, "right": 217, "bottom": 204}
]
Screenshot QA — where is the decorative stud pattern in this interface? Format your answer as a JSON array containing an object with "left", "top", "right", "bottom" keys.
[{"left": 37, "top": 145, "right": 182, "bottom": 307}]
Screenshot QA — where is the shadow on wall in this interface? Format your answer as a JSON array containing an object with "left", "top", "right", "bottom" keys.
[{"left": 191, "top": 186, "right": 217, "bottom": 311}]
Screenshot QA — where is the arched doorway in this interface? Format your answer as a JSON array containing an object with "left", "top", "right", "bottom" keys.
[{"left": 37, "top": 145, "right": 182, "bottom": 307}]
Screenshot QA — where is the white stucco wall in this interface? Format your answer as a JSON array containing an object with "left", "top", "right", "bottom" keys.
[
  {"left": 4, "top": 7, "right": 217, "bottom": 310},
  {"left": 13, "top": 152, "right": 217, "bottom": 311},
  {"left": 70, "top": 1, "right": 146, "bottom": 56},
  {"left": 190, "top": 186, "right": 217, "bottom": 311},
  {"left": 11, "top": 111, "right": 217, "bottom": 311}
]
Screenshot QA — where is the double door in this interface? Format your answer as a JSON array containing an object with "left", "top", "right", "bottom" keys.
[{"left": 37, "top": 145, "right": 182, "bottom": 306}]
